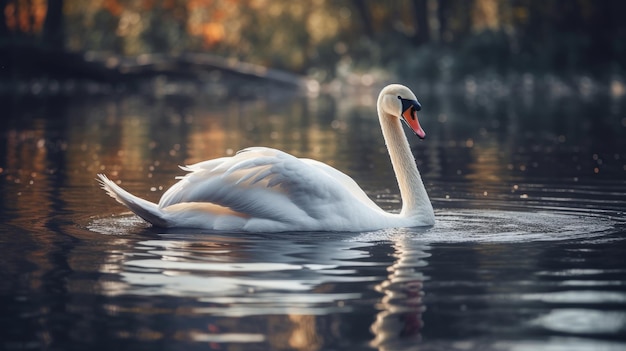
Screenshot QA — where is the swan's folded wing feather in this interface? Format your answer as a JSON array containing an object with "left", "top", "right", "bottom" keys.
[
  {"left": 300, "top": 158, "right": 379, "bottom": 210},
  {"left": 157, "top": 147, "right": 358, "bottom": 221}
]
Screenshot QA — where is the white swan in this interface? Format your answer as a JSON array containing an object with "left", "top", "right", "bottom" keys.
[{"left": 98, "top": 84, "right": 434, "bottom": 232}]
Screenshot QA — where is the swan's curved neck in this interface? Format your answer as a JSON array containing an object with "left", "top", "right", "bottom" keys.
[{"left": 377, "top": 106, "right": 433, "bottom": 219}]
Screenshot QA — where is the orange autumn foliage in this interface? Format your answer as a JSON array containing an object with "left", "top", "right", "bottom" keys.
[
  {"left": 4, "top": 0, "right": 47, "bottom": 34},
  {"left": 103, "top": 0, "right": 123, "bottom": 17},
  {"left": 201, "top": 22, "right": 224, "bottom": 46}
]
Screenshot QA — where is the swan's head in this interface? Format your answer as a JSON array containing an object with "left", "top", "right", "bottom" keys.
[{"left": 378, "top": 84, "right": 426, "bottom": 139}]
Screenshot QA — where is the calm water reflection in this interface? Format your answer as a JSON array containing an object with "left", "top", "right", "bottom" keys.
[{"left": 1, "top": 86, "right": 625, "bottom": 350}]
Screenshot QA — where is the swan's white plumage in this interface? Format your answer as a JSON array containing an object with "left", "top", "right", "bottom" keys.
[{"left": 98, "top": 84, "right": 435, "bottom": 232}]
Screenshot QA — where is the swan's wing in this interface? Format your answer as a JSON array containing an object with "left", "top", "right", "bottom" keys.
[
  {"left": 300, "top": 158, "right": 380, "bottom": 210},
  {"left": 157, "top": 147, "right": 376, "bottom": 221}
]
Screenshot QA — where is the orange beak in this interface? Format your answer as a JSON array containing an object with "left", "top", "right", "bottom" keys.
[{"left": 402, "top": 106, "right": 426, "bottom": 139}]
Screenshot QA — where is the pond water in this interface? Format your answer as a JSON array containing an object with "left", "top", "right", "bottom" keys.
[{"left": 1, "top": 84, "right": 625, "bottom": 351}]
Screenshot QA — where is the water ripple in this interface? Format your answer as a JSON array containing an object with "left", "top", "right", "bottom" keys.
[{"left": 352, "top": 209, "right": 620, "bottom": 243}]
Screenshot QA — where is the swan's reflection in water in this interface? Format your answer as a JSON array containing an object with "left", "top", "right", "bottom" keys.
[
  {"left": 370, "top": 234, "right": 430, "bottom": 350},
  {"left": 96, "top": 227, "right": 417, "bottom": 349}
]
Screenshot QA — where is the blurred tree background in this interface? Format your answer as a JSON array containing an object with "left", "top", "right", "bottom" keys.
[{"left": 1, "top": 0, "right": 625, "bottom": 85}]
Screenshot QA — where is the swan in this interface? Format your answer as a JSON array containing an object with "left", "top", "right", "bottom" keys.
[{"left": 98, "top": 84, "right": 435, "bottom": 232}]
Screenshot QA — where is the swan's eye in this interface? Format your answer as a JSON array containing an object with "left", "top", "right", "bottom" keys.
[{"left": 398, "top": 97, "right": 422, "bottom": 117}]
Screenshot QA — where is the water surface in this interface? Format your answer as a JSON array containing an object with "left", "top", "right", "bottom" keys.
[{"left": 1, "top": 86, "right": 625, "bottom": 350}]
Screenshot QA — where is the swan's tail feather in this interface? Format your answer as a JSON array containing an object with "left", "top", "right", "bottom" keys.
[{"left": 97, "top": 174, "right": 169, "bottom": 227}]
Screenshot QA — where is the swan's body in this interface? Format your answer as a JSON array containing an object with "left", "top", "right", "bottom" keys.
[{"left": 98, "top": 84, "right": 434, "bottom": 232}]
